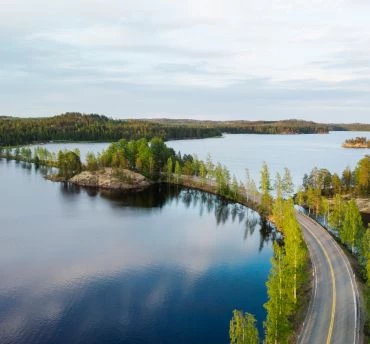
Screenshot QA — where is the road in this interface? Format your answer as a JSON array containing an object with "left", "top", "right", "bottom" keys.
[
  {"left": 172, "top": 177, "right": 362, "bottom": 342},
  {"left": 296, "top": 211, "right": 360, "bottom": 344}
]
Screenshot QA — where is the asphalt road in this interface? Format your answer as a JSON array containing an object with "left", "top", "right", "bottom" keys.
[{"left": 296, "top": 212, "right": 360, "bottom": 344}]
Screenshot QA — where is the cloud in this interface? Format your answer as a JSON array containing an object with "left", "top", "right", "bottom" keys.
[{"left": 0, "top": 0, "right": 370, "bottom": 122}]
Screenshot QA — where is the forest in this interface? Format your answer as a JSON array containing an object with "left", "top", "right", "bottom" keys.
[{"left": 0, "top": 113, "right": 331, "bottom": 146}]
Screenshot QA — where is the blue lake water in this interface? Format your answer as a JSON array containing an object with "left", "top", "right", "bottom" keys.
[
  {"left": 30, "top": 131, "right": 369, "bottom": 187},
  {"left": 0, "top": 160, "right": 272, "bottom": 344},
  {"left": 2, "top": 131, "right": 368, "bottom": 343}
]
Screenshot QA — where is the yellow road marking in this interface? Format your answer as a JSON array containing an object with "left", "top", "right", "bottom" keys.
[{"left": 301, "top": 219, "right": 336, "bottom": 344}]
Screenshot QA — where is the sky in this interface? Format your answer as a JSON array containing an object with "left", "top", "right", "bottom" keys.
[{"left": 1, "top": 0, "right": 370, "bottom": 122}]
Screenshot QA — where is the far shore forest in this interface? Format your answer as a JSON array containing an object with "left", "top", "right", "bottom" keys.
[
  {"left": 1, "top": 133, "right": 370, "bottom": 342},
  {"left": 2, "top": 112, "right": 370, "bottom": 147}
]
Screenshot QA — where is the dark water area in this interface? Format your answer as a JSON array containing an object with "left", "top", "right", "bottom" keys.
[{"left": 0, "top": 159, "right": 273, "bottom": 344}]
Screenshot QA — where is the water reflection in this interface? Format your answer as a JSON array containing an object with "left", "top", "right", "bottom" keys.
[
  {"left": 0, "top": 161, "right": 273, "bottom": 344},
  {"left": 61, "top": 183, "right": 273, "bottom": 247}
]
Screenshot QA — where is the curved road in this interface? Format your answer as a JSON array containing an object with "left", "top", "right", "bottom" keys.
[{"left": 296, "top": 212, "right": 361, "bottom": 344}]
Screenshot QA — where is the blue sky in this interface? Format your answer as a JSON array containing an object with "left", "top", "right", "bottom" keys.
[{"left": 1, "top": 0, "right": 370, "bottom": 122}]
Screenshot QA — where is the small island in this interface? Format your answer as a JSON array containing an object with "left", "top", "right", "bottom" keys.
[{"left": 342, "top": 136, "right": 370, "bottom": 148}]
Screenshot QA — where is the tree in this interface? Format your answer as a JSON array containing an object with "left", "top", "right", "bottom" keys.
[
  {"left": 230, "top": 310, "right": 259, "bottom": 344},
  {"left": 341, "top": 200, "right": 365, "bottom": 253},
  {"left": 282, "top": 168, "right": 294, "bottom": 199},
  {"left": 320, "top": 197, "right": 330, "bottom": 226},
  {"left": 274, "top": 172, "right": 283, "bottom": 199},
  {"left": 264, "top": 243, "right": 292, "bottom": 344},
  {"left": 331, "top": 173, "right": 342, "bottom": 195},
  {"left": 57, "top": 150, "right": 82, "bottom": 179},
  {"left": 231, "top": 175, "right": 239, "bottom": 200},
  {"left": 199, "top": 161, "right": 207, "bottom": 186},
  {"left": 174, "top": 161, "right": 182, "bottom": 183},
  {"left": 329, "top": 194, "right": 345, "bottom": 231},
  {"left": 272, "top": 179, "right": 284, "bottom": 231},
  {"left": 260, "top": 162, "right": 272, "bottom": 214},
  {"left": 206, "top": 153, "right": 214, "bottom": 179},
  {"left": 214, "top": 163, "right": 230, "bottom": 196},
  {"left": 355, "top": 155, "right": 370, "bottom": 196},
  {"left": 295, "top": 186, "right": 306, "bottom": 207},
  {"left": 283, "top": 201, "right": 307, "bottom": 304},
  {"left": 361, "top": 227, "right": 370, "bottom": 279},
  {"left": 86, "top": 152, "right": 99, "bottom": 171},
  {"left": 342, "top": 166, "right": 353, "bottom": 192},
  {"left": 166, "top": 157, "right": 173, "bottom": 181}
]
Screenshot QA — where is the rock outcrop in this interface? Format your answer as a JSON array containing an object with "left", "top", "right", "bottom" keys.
[{"left": 69, "top": 168, "right": 152, "bottom": 191}]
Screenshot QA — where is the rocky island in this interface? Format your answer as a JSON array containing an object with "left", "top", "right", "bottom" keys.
[
  {"left": 59, "top": 168, "right": 153, "bottom": 191},
  {"left": 342, "top": 136, "right": 370, "bottom": 148}
]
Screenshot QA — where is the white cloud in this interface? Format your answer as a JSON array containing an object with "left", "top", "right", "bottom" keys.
[{"left": 0, "top": 0, "right": 370, "bottom": 121}]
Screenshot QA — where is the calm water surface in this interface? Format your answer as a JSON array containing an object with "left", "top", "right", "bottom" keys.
[
  {"left": 167, "top": 131, "right": 370, "bottom": 186},
  {"left": 0, "top": 160, "right": 273, "bottom": 344},
  {"left": 4, "top": 131, "right": 367, "bottom": 343},
  {"left": 31, "top": 131, "right": 369, "bottom": 186}
]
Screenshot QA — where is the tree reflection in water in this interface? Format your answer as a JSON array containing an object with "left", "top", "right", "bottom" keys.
[{"left": 60, "top": 183, "right": 274, "bottom": 247}]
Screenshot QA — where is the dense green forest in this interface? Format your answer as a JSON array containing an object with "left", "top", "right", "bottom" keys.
[
  {"left": 0, "top": 113, "right": 221, "bottom": 146},
  {"left": 0, "top": 113, "right": 332, "bottom": 146},
  {"left": 329, "top": 123, "right": 370, "bottom": 132}
]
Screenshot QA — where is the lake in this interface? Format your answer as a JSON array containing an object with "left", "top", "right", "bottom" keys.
[
  {"left": 0, "top": 159, "right": 272, "bottom": 344},
  {"left": 30, "top": 131, "right": 369, "bottom": 187},
  {"left": 2, "top": 131, "right": 368, "bottom": 343}
]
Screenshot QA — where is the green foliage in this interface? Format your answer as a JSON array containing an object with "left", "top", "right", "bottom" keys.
[
  {"left": 57, "top": 150, "right": 82, "bottom": 179},
  {"left": 0, "top": 114, "right": 330, "bottom": 146},
  {"left": 86, "top": 152, "right": 99, "bottom": 171},
  {"left": 0, "top": 113, "right": 221, "bottom": 146},
  {"left": 355, "top": 155, "right": 370, "bottom": 195},
  {"left": 361, "top": 227, "right": 370, "bottom": 280},
  {"left": 215, "top": 162, "right": 230, "bottom": 196},
  {"left": 98, "top": 137, "right": 176, "bottom": 179},
  {"left": 174, "top": 161, "right": 182, "bottom": 183},
  {"left": 165, "top": 157, "right": 173, "bottom": 181},
  {"left": 260, "top": 162, "right": 272, "bottom": 215},
  {"left": 301, "top": 158, "right": 370, "bottom": 200},
  {"left": 328, "top": 194, "right": 345, "bottom": 230},
  {"left": 282, "top": 168, "right": 294, "bottom": 199},
  {"left": 264, "top": 243, "right": 292, "bottom": 344},
  {"left": 229, "top": 310, "right": 259, "bottom": 344},
  {"left": 265, "top": 199, "right": 308, "bottom": 343},
  {"left": 341, "top": 200, "right": 365, "bottom": 253},
  {"left": 342, "top": 166, "right": 353, "bottom": 192},
  {"left": 331, "top": 173, "right": 342, "bottom": 195}
]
